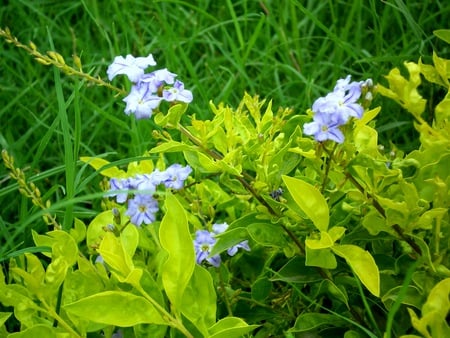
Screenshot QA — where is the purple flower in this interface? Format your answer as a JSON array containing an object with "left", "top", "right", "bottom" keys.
[
  {"left": 132, "top": 173, "right": 159, "bottom": 193},
  {"left": 109, "top": 178, "right": 131, "bottom": 203},
  {"left": 107, "top": 54, "right": 156, "bottom": 82},
  {"left": 140, "top": 68, "right": 177, "bottom": 92},
  {"left": 162, "top": 80, "right": 193, "bottom": 103},
  {"left": 193, "top": 230, "right": 221, "bottom": 267},
  {"left": 304, "top": 75, "right": 368, "bottom": 143},
  {"left": 126, "top": 194, "right": 159, "bottom": 227},
  {"left": 162, "top": 164, "right": 192, "bottom": 190},
  {"left": 303, "top": 112, "right": 345, "bottom": 143},
  {"left": 123, "top": 83, "right": 162, "bottom": 119},
  {"left": 227, "top": 240, "right": 250, "bottom": 256},
  {"left": 212, "top": 222, "right": 251, "bottom": 257}
]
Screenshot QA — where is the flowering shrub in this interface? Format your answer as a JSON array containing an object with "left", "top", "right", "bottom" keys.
[{"left": 1, "top": 27, "right": 450, "bottom": 338}]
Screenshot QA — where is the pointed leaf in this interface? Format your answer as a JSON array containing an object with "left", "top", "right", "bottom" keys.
[
  {"left": 331, "top": 244, "right": 380, "bottom": 297},
  {"left": 159, "top": 192, "right": 195, "bottom": 310},
  {"left": 181, "top": 265, "right": 217, "bottom": 336},
  {"left": 208, "top": 317, "right": 258, "bottom": 338}
]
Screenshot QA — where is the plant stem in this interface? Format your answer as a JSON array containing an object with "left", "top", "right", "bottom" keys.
[
  {"left": 177, "top": 123, "right": 307, "bottom": 253},
  {"left": 217, "top": 267, "right": 233, "bottom": 316},
  {"left": 134, "top": 284, "right": 193, "bottom": 338},
  {"left": 320, "top": 142, "right": 338, "bottom": 193},
  {"left": 41, "top": 299, "right": 82, "bottom": 337},
  {"left": 345, "top": 173, "right": 422, "bottom": 255}
]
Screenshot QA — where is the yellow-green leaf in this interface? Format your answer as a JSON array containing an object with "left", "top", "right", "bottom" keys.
[
  {"left": 377, "top": 62, "right": 426, "bottom": 119},
  {"left": 282, "top": 175, "right": 329, "bottom": 231},
  {"left": 159, "top": 192, "right": 195, "bottom": 310},
  {"left": 80, "top": 157, "right": 126, "bottom": 178},
  {"left": 331, "top": 244, "right": 380, "bottom": 297},
  {"left": 64, "top": 291, "right": 165, "bottom": 326},
  {"left": 434, "top": 29, "right": 450, "bottom": 44}
]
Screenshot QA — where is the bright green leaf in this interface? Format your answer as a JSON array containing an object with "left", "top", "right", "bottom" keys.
[
  {"left": 7, "top": 324, "right": 58, "bottom": 338},
  {"left": 98, "top": 232, "right": 133, "bottom": 278},
  {"left": 208, "top": 317, "right": 258, "bottom": 338},
  {"left": 63, "top": 291, "right": 165, "bottom": 326},
  {"left": 331, "top": 244, "right": 380, "bottom": 297},
  {"left": 181, "top": 265, "right": 216, "bottom": 336},
  {"left": 282, "top": 175, "right": 329, "bottom": 231},
  {"left": 306, "top": 232, "right": 334, "bottom": 249},
  {"left": 159, "top": 192, "right": 195, "bottom": 310},
  {"left": 434, "top": 29, "right": 450, "bottom": 44},
  {"left": 305, "top": 246, "right": 337, "bottom": 269},
  {"left": 377, "top": 62, "right": 426, "bottom": 119},
  {"left": 79, "top": 157, "right": 126, "bottom": 178}
]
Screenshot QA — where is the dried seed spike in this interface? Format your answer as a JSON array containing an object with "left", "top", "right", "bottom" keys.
[
  {"left": 29, "top": 41, "right": 37, "bottom": 51},
  {"left": 73, "top": 54, "right": 82, "bottom": 71},
  {"left": 47, "top": 51, "right": 65, "bottom": 64},
  {"left": 35, "top": 57, "right": 52, "bottom": 66}
]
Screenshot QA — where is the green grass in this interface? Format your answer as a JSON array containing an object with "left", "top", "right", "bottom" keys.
[{"left": 1, "top": 0, "right": 450, "bottom": 254}]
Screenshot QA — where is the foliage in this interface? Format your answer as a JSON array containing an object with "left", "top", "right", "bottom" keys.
[{"left": 1, "top": 3, "right": 450, "bottom": 337}]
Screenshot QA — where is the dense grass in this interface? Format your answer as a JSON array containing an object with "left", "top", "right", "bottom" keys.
[{"left": 1, "top": 0, "right": 450, "bottom": 256}]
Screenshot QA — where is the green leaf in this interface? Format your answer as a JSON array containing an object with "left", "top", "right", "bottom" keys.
[
  {"left": 181, "top": 265, "right": 217, "bottom": 336},
  {"left": 272, "top": 256, "right": 323, "bottom": 284},
  {"left": 315, "top": 279, "right": 349, "bottom": 308},
  {"left": 434, "top": 29, "right": 450, "bottom": 44},
  {"left": 282, "top": 175, "right": 329, "bottom": 231},
  {"left": 86, "top": 209, "right": 114, "bottom": 253},
  {"left": 0, "top": 312, "right": 11, "bottom": 327},
  {"left": 70, "top": 218, "right": 86, "bottom": 244},
  {"left": 247, "top": 223, "right": 288, "bottom": 247},
  {"left": 98, "top": 232, "right": 133, "bottom": 278},
  {"left": 305, "top": 232, "right": 334, "bottom": 249},
  {"left": 382, "top": 285, "right": 423, "bottom": 310},
  {"left": 63, "top": 291, "right": 165, "bottom": 326},
  {"left": 331, "top": 244, "right": 380, "bottom": 297},
  {"left": 407, "top": 278, "right": 450, "bottom": 338},
  {"left": 184, "top": 150, "right": 221, "bottom": 173},
  {"left": 289, "top": 313, "right": 347, "bottom": 332},
  {"left": 154, "top": 102, "right": 188, "bottom": 127},
  {"left": 210, "top": 227, "right": 249, "bottom": 256},
  {"left": 251, "top": 277, "right": 272, "bottom": 302},
  {"left": 159, "top": 192, "right": 195, "bottom": 311},
  {"left": 7, "top": 324, "right": 58, "bottom": 338},
  {"left": 150, "top": 140, "right": 194, "bottom": 154},
  {"left": 208, "top": 317, "right": 258, "bottom": 338}
]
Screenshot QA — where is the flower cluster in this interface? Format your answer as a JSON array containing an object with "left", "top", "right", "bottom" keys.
[
  {"left": 193, "top": 223, "right": 251, "bottom": 267},
  {"left": 108, "top": 164, "right": 192, "bottom": 227},
  {"left": 303, "top": 75, "right": 373, "bottom": 143},
  {"left": 107, "top": 54, "right": 193, "bottom": 119}
]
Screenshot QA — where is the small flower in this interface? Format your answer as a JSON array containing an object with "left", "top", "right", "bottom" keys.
[
  {"left": 193, "top": 230, "right": 221, "bottom": 267},
  {"left": 126, "top": 194, "right": 159, "bottom": 227},
  {"left": 227, "top": 240, "right": 250, "bottom": 256},
  {"left": 107, "top": 54, "right": 156, "bottom": 82},
  {"left": 212, "top": 222, "right": 251, "bottom": 257},
  {"left": 162, "top": 80, "right": 193, "bottom": 103},
  {"left": 132, "top": 173, "right": 159, "bottom": 193},
  {"left": 109, "top": 178, "right": 130, "bottom": 203},
  {"left": 304, "top": 75, "right": 368, "bottom": 143},
  {"left": 140, "top": 68, "right": 177, "bottom": 92},
  {"left": 123, "top": 83, "right": 162, "bottom": 119},
  {"left": 162, "top": 164, "right": 192, "bottom": 190},
  {"left": 303, "top": 112, "right": 345, "bottom": 143}
]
